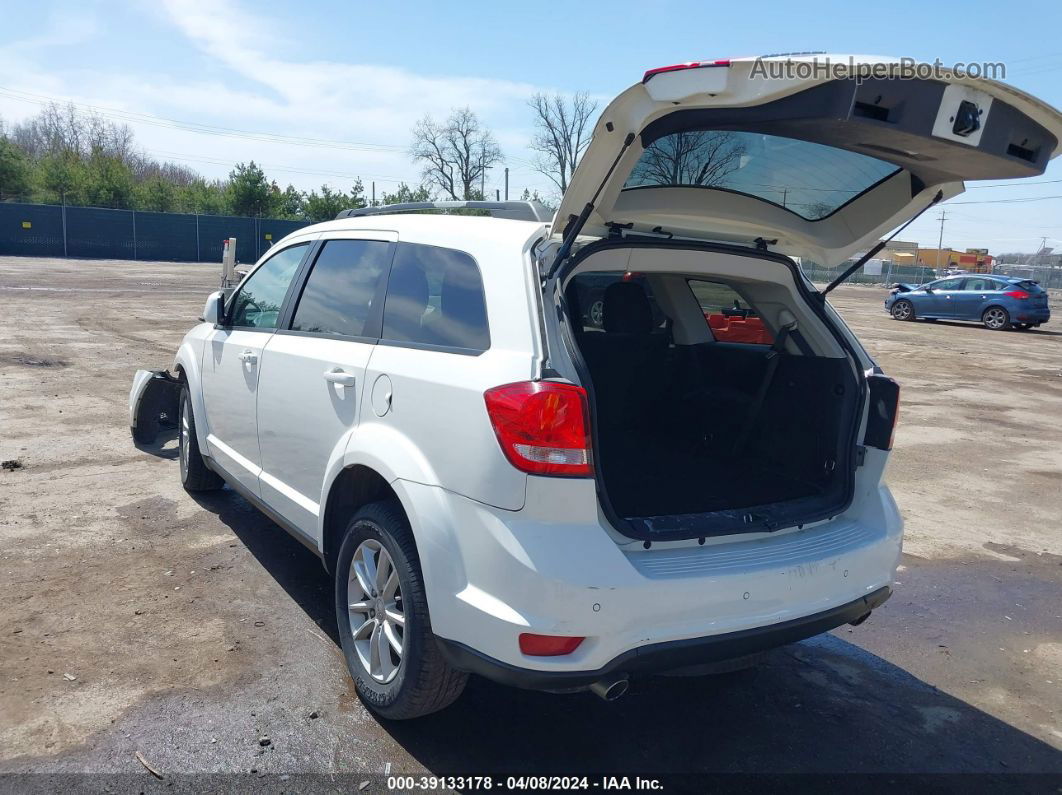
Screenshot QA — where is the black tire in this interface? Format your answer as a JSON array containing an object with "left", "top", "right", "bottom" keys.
[
  {"left": 982, "top": 306, "right": 1011, "bottom": 331},
  {"left": 891, "top": 299, "right": 915, "bottom": 321},
  {"left": 178, "top": 387, "right": 223, "bottom": 492},
  {"left": 335, "top": 500, "right": 467, "bottom": 719}
]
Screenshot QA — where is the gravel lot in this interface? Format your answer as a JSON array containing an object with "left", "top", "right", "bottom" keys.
[{"left": 0, "top": 257, "right": 1060, "bottom": 783}]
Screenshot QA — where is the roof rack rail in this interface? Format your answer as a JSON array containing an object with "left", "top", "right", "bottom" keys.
[{"left": 336, "top": 200, "right": 552, "bottom": 223}]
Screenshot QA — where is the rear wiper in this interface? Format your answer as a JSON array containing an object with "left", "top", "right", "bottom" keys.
[{"left": 820, "top": 190, "right": 943, "bottom": 298}]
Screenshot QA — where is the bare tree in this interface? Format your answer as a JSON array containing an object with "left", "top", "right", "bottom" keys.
[
  {"left": 630, "top": 131, "right": 745, "bottom": 188},
  {"left": 528, "top": 92, "right": 597, "bottom": 194},
  {"left": 410, "top": 107, "right": 502, "bottom": 200}
]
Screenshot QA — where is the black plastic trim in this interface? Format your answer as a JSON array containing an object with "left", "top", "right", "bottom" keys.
[{"left": 436, "top": 586, "right": 891, "bottom": 691}]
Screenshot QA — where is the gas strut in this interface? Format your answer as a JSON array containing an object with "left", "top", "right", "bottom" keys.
[{"left": 821, "top": 190, "right": 944, "bottom": 298}]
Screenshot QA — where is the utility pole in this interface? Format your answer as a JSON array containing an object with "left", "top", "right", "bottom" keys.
[
  {"left": 504, "top": 167, "right": 509, "bottom": 201},
  {"left": 935, "top": 211, "right": 947, "bottom": 273},
  {"left": 372, "top": 181, "right": 375, "bottom": 206}
]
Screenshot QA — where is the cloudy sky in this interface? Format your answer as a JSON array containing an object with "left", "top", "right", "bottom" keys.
[{"left": 1, "top": 0, "right": 1061, "bottom": 253}]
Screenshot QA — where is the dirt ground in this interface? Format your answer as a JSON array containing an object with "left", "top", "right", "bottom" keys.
[{"left": 0, "top": 256, "right": 1059, "bottom": 784}]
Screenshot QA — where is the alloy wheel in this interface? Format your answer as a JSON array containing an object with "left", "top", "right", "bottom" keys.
[
  {"left": 347, "top": 539, "right": 405, "bottom": 683},
  {"left": 179, "top": 397, "right": 190, "bottom": 481},
  {"left": 892, "top": 301, "right": 911, "bottom": 320},
  {"left": 984, "top": 307, "right": 1007, "bottom": 329}
]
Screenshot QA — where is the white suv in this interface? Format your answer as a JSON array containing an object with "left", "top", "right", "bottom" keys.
[{"left": 131, "top": 56, "right": 1062, "bottom": 718}]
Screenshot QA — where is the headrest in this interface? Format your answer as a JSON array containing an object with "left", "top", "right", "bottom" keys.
[{"left": 603, "top": 281, "right": 652, "bottom": 335}]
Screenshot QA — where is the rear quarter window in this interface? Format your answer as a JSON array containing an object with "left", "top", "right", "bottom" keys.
[
  {"left": 688, "top": 279, "right": 774, "bottom": 346},
  {"left": 381, "top": 242, "right": 490, "bottom": 352}
]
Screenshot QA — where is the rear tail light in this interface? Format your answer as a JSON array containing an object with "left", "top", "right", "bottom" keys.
[
  {"left": 643, "top": 59, "right": 731, "bottom": 82},
  {"left": 1004, "top": 290, "right": 1030, "bottom": 300},
  {"left": 519, "top": 633, "right": 585, "bottom": 656},
  {"left": 865, "top": 374, "right": 900, "bottom": 451},
  {"left": 484, "top": 381, "right": 592, "bottom": 477}
]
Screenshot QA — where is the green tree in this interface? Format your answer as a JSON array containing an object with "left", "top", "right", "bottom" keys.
[
  {"left": 301, "top": 180, "right": 366, "bottom": 222},
  {"left": 276, "top": 184, "right": 303, "bottom": 219},
  {"left": 83, "top": 153, "right": 135, "bottom": 208},
  {"left": 37, "top": 151, "right": 85, "bottom": 204},
  {"left": 379, "top": 182, "right": 433, "bottom": 205},
  {"left": 0, "top": 135, "right": 31, "bottom": 199},
  {"left": 228, "top": 161, "right": 274, "bottom": 216},
  {"left": 137, "top": 175, "right": 177, "bottom": 212}
]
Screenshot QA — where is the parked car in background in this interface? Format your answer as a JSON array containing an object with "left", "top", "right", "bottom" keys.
[{"left": 885, "top": 275, "right": 1051, "bottom": 330}]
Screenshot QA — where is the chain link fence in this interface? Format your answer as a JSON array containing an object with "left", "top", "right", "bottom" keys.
[
  {"left": 0, "top": 201, "right": 310, "bottom": 264},
  {"left": 801, "top": 259, "right": 1062, "bottom": 290},
  {"left": 800, "top": 261, "right": 939, "bottom": 287}
]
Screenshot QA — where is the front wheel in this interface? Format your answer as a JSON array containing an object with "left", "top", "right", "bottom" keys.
[
  {"left": 982, "top": 306, "right": 1010, "bottom": 331},
  {"left": 891, "top": 299, "right": 915, "bottom": 321},
  {"left": 335, "top": 500, "right": 467, "bottom": 719},
  {"left": 178, "top": 387, "right": 223, "bottom": 491}
]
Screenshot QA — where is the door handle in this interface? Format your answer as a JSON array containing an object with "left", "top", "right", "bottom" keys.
[
  {"left": 324, "top": 369, "right": 357, "bottom": 387},
  {"left": 238, "top": 349, "right": 257, "bottom": 365}
]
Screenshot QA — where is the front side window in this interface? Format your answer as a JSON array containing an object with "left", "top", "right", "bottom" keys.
[
  {"left": 290, "top": 240, "right": 391, "bottom": 338},
  {"left": 623, "top": 131, "right": 900, "bottom": 220},
  {"left": 931, "top": 278, "right": 965, "bottom": 291},
  {"left": 229, "top": 243, "right": 308, "bottom": 329},
  {"left": 381, "top": 243, "right": 489, "bottom": 352},
  {"left": 688, "top": 280, "right": 774, "bottom": 346}
]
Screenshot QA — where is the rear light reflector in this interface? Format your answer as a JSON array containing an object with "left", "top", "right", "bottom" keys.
[
  {"left": 865, "top": 374, "right": 900, "bottom": 451},
  {"left": 643, "top": 59, "right": 731, "bottom": 82},
  {"left": 519, "top": 633, "right": 585, "bottom": 656},
  {"left": 484, "top": 381, "right": 593, "bottom": 477},
  {"left": 1004, "top": 290, "right": 1030, "bottom": 300}
]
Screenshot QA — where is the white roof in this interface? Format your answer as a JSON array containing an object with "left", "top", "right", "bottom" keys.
[{"left": 284, "top": 213, "right": 547, "bottom": 253}]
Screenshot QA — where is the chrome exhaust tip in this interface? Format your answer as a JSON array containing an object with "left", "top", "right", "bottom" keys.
[{"left": 589, "top": 675, "right": 629, "bottom": 701}]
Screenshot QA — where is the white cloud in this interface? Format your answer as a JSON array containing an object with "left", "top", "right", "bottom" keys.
[{"left": 0, "top": 0, "right": 563, "bottom": 198}]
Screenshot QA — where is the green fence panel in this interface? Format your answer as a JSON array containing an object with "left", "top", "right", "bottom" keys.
[{"left": 0, "top": 203, "right": 64, "bottom": 257}]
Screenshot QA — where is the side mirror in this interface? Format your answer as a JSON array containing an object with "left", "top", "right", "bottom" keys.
[
  {"left": 923, "top": 287, "right": 934, "bottom": 293},
  {"left": 202, "top": 291, "right": 226, "bottom": 325}
]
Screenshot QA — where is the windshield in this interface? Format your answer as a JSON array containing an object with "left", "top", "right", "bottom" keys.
[{"left": 623, "top": 131, "right": 901, "bottom": 220}]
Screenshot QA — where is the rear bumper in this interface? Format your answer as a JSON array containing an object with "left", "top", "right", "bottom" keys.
[
  {"left": 437, "top": 586, "right": 891, "bottom": 690},
  {"left": 399, "top": 470, "right": 903, "bottom": 675}
]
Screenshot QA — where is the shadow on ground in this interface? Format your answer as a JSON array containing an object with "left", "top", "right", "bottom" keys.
[{"left": 195, "top": 489, "right": 1062, "bottom": 777}]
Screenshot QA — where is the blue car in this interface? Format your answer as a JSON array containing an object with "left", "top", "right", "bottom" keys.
[{"left": 884, "top": 275, "right": 1051, "bottom": 331}]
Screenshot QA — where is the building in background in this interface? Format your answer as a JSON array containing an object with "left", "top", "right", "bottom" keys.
[{"left": 915, "top": 247, "right": 994, "bottom": 273}]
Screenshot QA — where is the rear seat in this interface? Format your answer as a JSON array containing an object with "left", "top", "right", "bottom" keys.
[{"left": 578, "top": 281, "right": 670, "bottom": 428}]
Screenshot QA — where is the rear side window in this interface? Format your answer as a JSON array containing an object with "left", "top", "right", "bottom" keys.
[
  {"left": 688, "top": 280, "right": 774, "bottom": 346},
  {"left": 964, "top": 277, "right": 995, "bottom": 291},
  {"left": 381, "top": 242, "right": 489, "bottom": 352},
  {"left": 290, "top": 239, "right": 391, "bottom": 338}
]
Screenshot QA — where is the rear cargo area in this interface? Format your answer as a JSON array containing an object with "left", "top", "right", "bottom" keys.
[{"left": 566, "top": 269, "right": 860, "bottom": 539}]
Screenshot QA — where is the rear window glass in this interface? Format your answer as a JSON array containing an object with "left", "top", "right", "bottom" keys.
[
  {"left": 1015, "top": 280, "right": 1044, "bottom": 292},
  {"left": 291, "top": 240, "right": 390, "bottom": 338},
  {"left": 382, "top": 242, "right": 489, "bottom": 352},
  {"left": 688, "top": 280, "right": 774, "bottom": 346},
  {"left": 623, "top": 131, "right": 900, "bottom": 220}
]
